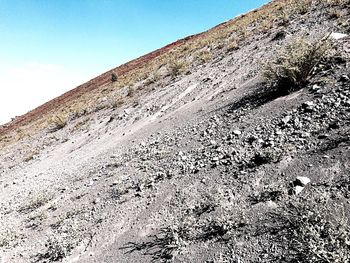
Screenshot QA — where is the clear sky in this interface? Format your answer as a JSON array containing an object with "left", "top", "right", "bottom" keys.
[{"left": 0, "top": 0, "right": 269, "bottom": 125}]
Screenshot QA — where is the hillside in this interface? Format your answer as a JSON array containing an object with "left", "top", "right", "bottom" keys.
[{"left": 0, "top": 0, "right": 350, "bottom": 262}]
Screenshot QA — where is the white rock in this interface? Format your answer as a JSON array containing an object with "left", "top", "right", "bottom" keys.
[
  {"left": 295, "top": 185, "right": 304, "bottom": 195},
  {"left": 276, "top": 130, "right": 283, "bottom": 135},
  {"left": 266, "top": 200, "right": 278, "bottom": 209},
  {"left": 296, "top": 176, "right": 311, "bottom": 186},
  {"left": 233, "top": 130, "right": 241, "bottom": 135},
  {"left": 330, "top": 32, "right": 348, "bottom": 40},
  {"left": 282, "top": 115, "right": 292, "bottom": 124}
]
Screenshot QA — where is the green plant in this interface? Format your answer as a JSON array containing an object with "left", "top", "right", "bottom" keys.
[{"left": 264, "top": 36, "right": 333, "bottom": 93}]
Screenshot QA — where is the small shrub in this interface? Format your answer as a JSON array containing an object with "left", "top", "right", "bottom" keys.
[
  {"left": 329, "top": 8, "right": 341, "bottom": 19},
  {"left": 226, "top": 39, "right": 239, "bottom": 53},
  {"left": 277, "top": 10, "right": 290, "bottom": 26},
  {"left": 195, "top": 50, "right": 212, "bottom": 64},
  {"left": 0, "top": 230, "right": 11, "bottom": 247},
  {"left": 24, "top": 149, "right": 39, "bottom": 162},
  {"left": 250, "top": 185, "right": 286, "bottom": 204},
  {"left": 111, "top": 73, "right": 118, "bottom": 82},
  {"left": 36, "top": 235, "right": 74, "bottom": 261},
  {"left": 260, "top": 19, "right": 273, "bottom": 33},
  {"left": 236, "top": 27, "right": 250, "bottom": 40},
  {"left": 264, "top": 36, "right": 333, "bottom": 93},
  {"left": 330, "top": 0, "right": 350, "bottom": 6},
  {"left": 126, "top": 87, "right": 135, "bottom": 97},
  {"left": 268, "top": 200, "right": 350, "bottom": 262},
  {"left": 26, "top": 211, "right": 47, "bottom": 229},
  {"left": 291, "top": 0, "right": 312, "bottom": 15},
  {"left": 18, "top": 191, "right": 52, "bottom": 213},
  {"left": 145, "top": 71, "right": 161, "bottom": 85},
  {"left": 36, "top": 218, "right": 83, "bottom": 261},
  {"left": 49, "top": 114, "right": 68, "bottom": 132},
  {"left": 168, "top": 59, "right": 188, "bottom": 78},
  {"left": 111, "top": 97, "right": 125, "bottom": 109},
  {"left": 0, "top": 229, "right": 20, "bottom": 248}
]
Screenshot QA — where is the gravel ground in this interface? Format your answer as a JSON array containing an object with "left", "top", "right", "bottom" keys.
[{"left": 0, "top": 1, "right": 350, "bottom": 262}]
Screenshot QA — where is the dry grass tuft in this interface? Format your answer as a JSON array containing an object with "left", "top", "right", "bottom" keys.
[
  {"left": 18, "top": 191, "right": 52, "bottom": 213},
  {"left": 168, "top": 59, "right": 189, "bottom": 78},
  {"left": 195, "top": 50, "right": 213, "bottom": 64},
  {"left": 268, "top": 200, "right": 350, "bottom": 262},
  {"left": 264, "top": 36, "right": 333, "bottom": 93},
  {"left": 48, "top": 114, "right": 68, "bottom": 132}
]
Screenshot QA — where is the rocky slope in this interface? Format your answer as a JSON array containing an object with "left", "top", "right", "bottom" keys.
[{"left": 0, "top": 0, "right": 350, "bottom": 262}]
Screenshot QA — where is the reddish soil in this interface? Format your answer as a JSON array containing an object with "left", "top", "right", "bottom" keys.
[
  {"left": 0, "top": 0, "right": 277, "bottom": 138},
  {"left": 0, "top": 28, "right": 212, "bottom": 137}
]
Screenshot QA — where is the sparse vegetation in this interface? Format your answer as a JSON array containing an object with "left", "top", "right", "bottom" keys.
[
  {"left": 0, "top": 230, "right": 11, "bottom": 247},
  {"left": 267, "top": 200, "right": 350, "bottom": 262},
  {"left": 168, "top": 59, "right": 188, "bottom": 78},
  {"left": 1, "top": 0, "right": 340, "bottom": 149},
  {"left": 111, "top": 97, "right": 125, "bottom": 109},
  {"left": 24, "top": 149, "right": 40, "bottom": 162},
  {"left": 18, "top": 191, "right": 52, "bottom": 213},
  {"left": 37, "top": 216, "right": 85, "bottom": 262},
  {"left": 49, "top": 114, "right": 68, "bottom": 132},
  {"left": 36, "top": 235, "right": 75, "bottom": 262},
  {"left": 195, "top": 50, "right": 212, "bottom": 64},
  {"left": 26, "top": 211, "right": 47, "bottom": 229},
  {"left": 0, "top": 229, "right": 20, "bottom": 248},
  {"left": 290, "top": 0, "right": 312, "bottom": 15},
  {"left": 145, "top": 71, "right": 161, "bottom": 86},
  {"left": 329, "top": 8, "right": 341, "bottom": 19},
  {"left": 126, "top": 86, "right": 135, "bottom": 97},
  {"left": 226, "top": 39, "right": 239, "bottom": 53},
  {"left": 1, "top": 0, "right": 349, "bottom": 261},
  {"left": 264, "top": 36, "right": 333, "bottom": 93}
]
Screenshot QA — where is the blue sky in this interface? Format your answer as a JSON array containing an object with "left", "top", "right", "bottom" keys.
[{"left": 0, "top": 0, "right": 269, "bottom": 124}]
